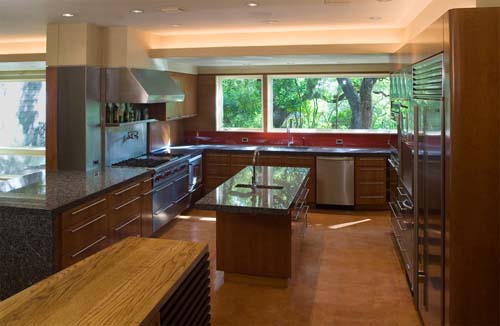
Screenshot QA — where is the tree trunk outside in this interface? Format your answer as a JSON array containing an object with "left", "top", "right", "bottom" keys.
[
  {"left": 360, "top": 78, "right": 377, "bottom": 129},
  {"left": 337, "top": 78, "right": 361, "bottom": 129}
]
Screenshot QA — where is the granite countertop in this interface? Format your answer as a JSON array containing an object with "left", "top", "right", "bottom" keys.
[
  {"left": 163, "top": 144, "right": 391, "bottom": 156},
  {"left": 195, "top": 166, "right": 309, "bottom": 215},
  {"left": 0, "top": 167, "right": 152, "bottom": 212}
]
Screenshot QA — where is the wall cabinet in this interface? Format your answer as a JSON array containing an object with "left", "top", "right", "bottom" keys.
[
  {"left": 58, "top": 175, "right": 153, "bottom": 269},
  {"left": 149, "top": 72, "right": 198, "bottom": 121},
  {"left": 354, "top": 156, "right": 387, "bottom": 208}
]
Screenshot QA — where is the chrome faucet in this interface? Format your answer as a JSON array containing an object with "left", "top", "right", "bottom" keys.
[
  {"left": 287, "top": 118, "right": 294, "bottom": 146},
  {"left": 252, "top": 150, "right": 260, "bottom": 189}
]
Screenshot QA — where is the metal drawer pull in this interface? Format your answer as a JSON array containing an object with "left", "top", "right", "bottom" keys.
[
  {"left": 142, "top": 189, "right": 154, "bottom": 196},
  {"left": 396, "top": 199, "right": 413, "bottom": 211},
  {"left": 114, "top": 196, "right": 141, "bottom": 211},
  {"left": 359, "top": 195, "right": 385, "bottom": 199},
  {"left": 174, "top": 193, "right": 190, "bottom": 205},
  {"left": 359, "top": 168, "right": 385, "bottom": 171},
  {"left": 359, "top": 182, "right": 384, "bottom": 185},
  {"left": 396, "top": 219, "right": 408, "bottom": 231},
  {"left": 359, "top": 157, "right": 385, "bottom": 161},
  {"left": 71, "top": 236, "right": 107, "bottom": 258},
  {"left": 155, "top": 182, "right": 174, "bottom": 193},
  {"left": 174, "top": 175, "right": 188, "bottom": 183},
  {"left": 114, "top": 214, "right": 141, "bottom": 232},
  {"left": 113, "top": 183, "right": 140, "bottom": 196},
  {"left": 70, "top": 214, "right": 106, "bottom": 233},
  {"left": 71, "top": 198, "right": 106, "bottom": 216},
  {"left": 143, "top": 177, "right": 154, "bottom": 183},
  {"left": 155, "top": 203, "right": 174, "bottom": 215}
]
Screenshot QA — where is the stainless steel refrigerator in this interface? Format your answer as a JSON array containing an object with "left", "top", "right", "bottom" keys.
[{"left": 412, "top": 53, "right": 444, "bottom": 325}]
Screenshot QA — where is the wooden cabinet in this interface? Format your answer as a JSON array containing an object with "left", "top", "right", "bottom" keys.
[
  {"left": 203, "top": 152, "right": 231, "bottom": 193},
  {"left": 355, "top": 156, "right": 387, "bottom": 208},
  {"left": 58, "top": 175, "right": 153, "bottom": 269},
  {"left": 149, "top": 72, "right": 198, "bottom": 121}
]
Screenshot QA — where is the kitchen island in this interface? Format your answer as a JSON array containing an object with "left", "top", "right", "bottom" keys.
[
  {"left": 0, "top": 167, "right": 153, "bottom": 300},
  {"left": 196, "top": 165, "right": 310, "bottom": 286}
]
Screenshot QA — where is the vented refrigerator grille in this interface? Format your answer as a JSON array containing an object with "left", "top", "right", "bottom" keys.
[{"left": 412, "top": 54, "right": 444, "bottom": 99}]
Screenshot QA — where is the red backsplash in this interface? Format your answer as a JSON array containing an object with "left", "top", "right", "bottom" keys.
[{"left": 184, "top": 131, "right": 397, "bottom": 148}]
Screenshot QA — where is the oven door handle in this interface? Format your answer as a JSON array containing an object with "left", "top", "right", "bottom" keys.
[
  {"left": 154, "top": 182, "right": 174, "bottom": 193},
  {"left": 174, "top": 193, "right": 190, "bottom": 205},
  {"left": 154, "top": 203, "right": 175, "bottom": 216}
]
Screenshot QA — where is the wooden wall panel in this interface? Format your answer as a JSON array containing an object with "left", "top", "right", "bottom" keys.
[
  {"left": 45, "top": 67, "right": 58, "bottom": 171},
  {"left": 184, "top": 75, "right": 216, "bottom": 132},
  {"left": 445, "top": 8, "right": 500, "bottom": 326}
]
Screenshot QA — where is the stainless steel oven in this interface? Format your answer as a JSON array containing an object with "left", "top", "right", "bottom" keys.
[{"left": 188, "top": 154, "right": 203, "bottom": 206}]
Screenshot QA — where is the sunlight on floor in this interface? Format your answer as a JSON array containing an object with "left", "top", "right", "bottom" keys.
[
  {"left": 177, "top": 214, "right": 217, "bottom": 222},
  {"left": 328, "top": 218, "right": 372, "bottom": 230}
]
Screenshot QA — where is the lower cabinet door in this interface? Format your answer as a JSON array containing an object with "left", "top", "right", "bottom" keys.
[
  {"left": 111, "top": 213, "right": 142, "bottom": 243},
  {"left": 61, "top": 235, "right": 109, "bottom": 269}
]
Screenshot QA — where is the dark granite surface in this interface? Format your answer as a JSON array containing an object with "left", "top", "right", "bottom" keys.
[
  {"left": 0, "top": 207, "right": 54, "bottom": 300},
  {"left": 196, "top": 166, "right": 309, "bottom": 215},
  {"left": 163, "top": 144, "right": 391, "bottom": 156},
  {"left": 0, "top": 167, "right": 152, "bottom": 212}
]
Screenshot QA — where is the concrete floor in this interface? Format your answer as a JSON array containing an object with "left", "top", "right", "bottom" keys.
[{"left": 159, "top": 209, "right": 421, "bottom": 325}]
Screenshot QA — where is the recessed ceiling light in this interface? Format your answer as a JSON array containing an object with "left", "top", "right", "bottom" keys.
[
  {"left": 161, "top": 7, "right": 185, "bottom": 14},
  {"left": 171, "top": 24, "right": 182, "bottom": 27},
  {"left": 369, "top": 16, "right": 382, "bottom": 20},
  {"left": 263, "top": 19, "right": 279, "bottom": 24},
  {"left": 130, "top": 9, "right": 144, "bottom": 14},
  {"left": 376, "top": 0, "right": 392, "bottom": 2},
  {"left": 61, "top": 13, "right": 75, "bottom": 17},
  {"left": 247, "top": 2, "right": 259, "bottom": 7}
]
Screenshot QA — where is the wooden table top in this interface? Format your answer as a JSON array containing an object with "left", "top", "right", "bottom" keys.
[{"left": 0, "top": 237, "right": 208, "bottom": 326}]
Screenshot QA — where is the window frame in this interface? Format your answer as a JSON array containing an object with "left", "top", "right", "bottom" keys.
[
  {"left": 0, "top": 70, "right": 47, "bottom": 153},
  {"left": 216, "top": 75, "right": 264, "bottom": 132},
  {"left": 266, "top": 73, "right": 395, "bottom": 134}
]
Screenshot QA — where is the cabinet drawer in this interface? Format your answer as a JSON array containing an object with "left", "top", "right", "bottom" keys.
[
  {"left": 109, "top": 181, "right": 142, "bottom": 207},
  {"left": 111, "top": 213, "right": 141, "bottom": 243},
  {"left": 284, "top": 156, "right": 315, "bottom": 167},
  {"left": 356, "top": 183, "right": 386, "bottom": 205},
  {"left": 230, "top": 154, "right": 253, "bottom": 164},
  {"left": 61, "top": 213, "right": 108, "bottom": 256},
  {"left": 259, "top": 155, "right": 282, "bottom": 166},
  {"left": 205, "top": 152, "right": 230, "bottom": 164},
  {"left": 61, "top": 196, "right": 107, "bottom": 230},
  {"left": 230, "top": 164, "right": 249, "bottom": 175},
  {"left": 61, "top": 235, "right": 109, "bottom": 268},
  {"left": 356, "top": 167, "right": 386, "bottom": 182},
  {"left": 205, "top": 177, "right": 227, "bottom": 192},
  {"left": 206, "top": 163, "right": 230, "bottom": 177},
  {"left": 355, "top": 156, "right": 387, "bottom": 168},
  {"left": 140, "top": 176, "right": 154, "bottom": 194},
  {"left": 109, "top": 195, "right": 142, "bottom": 228}
]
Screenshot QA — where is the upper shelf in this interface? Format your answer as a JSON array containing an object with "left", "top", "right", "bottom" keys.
[{"left": 105, "top": 119, "right": 158, "bottom": 128}]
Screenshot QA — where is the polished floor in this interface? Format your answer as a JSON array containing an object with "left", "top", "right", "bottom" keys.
[{"left": 159, "top": 209, "right": 421, "bottom": 325}]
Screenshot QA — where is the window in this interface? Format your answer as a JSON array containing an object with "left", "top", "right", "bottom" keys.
[
  {"left": 0, "top": 76, "right": 46, "bottom": 148},
  {"left": 0, "top": 72, "right": 46, "bottom": 173},
  {"left": 216, "top": 76, "right": 263, "bottom": 131},
  {"left": 268, "top": 75, "right": 394, "bottom": 132}
]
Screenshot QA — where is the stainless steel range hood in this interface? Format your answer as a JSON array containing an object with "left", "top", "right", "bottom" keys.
[{"left": 106, "top": 68, "right": 185, "bottom": 104}]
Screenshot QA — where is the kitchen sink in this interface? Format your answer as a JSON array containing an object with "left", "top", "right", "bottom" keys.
[{"left": 235, "top": 184, "right": 284, "bottom": 190}]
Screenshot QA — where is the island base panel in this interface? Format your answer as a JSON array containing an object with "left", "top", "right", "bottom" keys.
[
  {"left": 224, "top": 272, "right": 289, "bottom": 288},
  {"left": 216, "top": 211, "right": 291, "bottom": 279}
]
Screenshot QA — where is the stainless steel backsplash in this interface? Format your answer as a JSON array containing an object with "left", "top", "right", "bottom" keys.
[{"left": 105, "top": 124, "right": 147, "bottom": 165}]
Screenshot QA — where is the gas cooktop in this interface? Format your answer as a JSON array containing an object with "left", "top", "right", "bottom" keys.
[{"left": 112, "top": 153, "right": 187, "bottom": 169}]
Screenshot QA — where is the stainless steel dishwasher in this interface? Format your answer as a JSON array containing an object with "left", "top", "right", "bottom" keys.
[{"left": 316, "top": 156, "right": 354, "bottom": 205}]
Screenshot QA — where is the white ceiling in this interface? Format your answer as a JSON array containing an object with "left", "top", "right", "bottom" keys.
[
  {"left": 167, "top": 53, "right": 392, "bottom": 67},
  {"left": 0, "top": 0, "right": 433, "bottom": 42}
]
